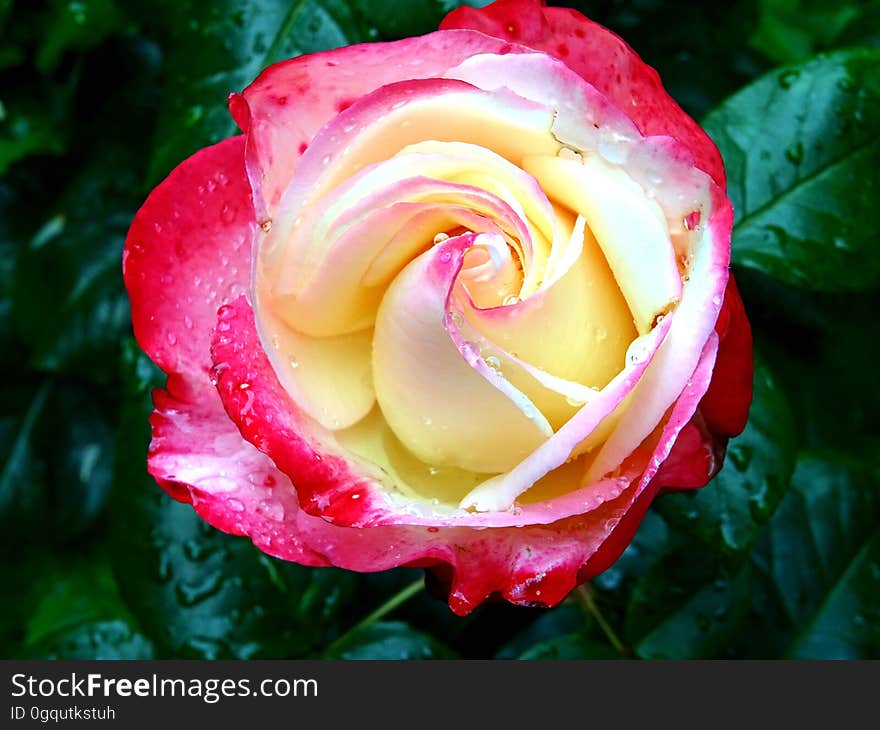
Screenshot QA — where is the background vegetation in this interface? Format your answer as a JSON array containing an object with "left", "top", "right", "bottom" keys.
[{"left": 1, "top": 0, "right": 878, "bottom": 659}]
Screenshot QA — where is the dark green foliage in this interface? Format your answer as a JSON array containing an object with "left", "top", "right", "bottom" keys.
[{"left": 0, "top": 0, "right": 876, "bottom": 659}]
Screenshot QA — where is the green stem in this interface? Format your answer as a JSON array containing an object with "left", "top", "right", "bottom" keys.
[
  {"left": 575, "top": 584, "right": 630, "bottom": 657},
  {"left": 327, "top": 577, "right": 424, "bottom": 652}
]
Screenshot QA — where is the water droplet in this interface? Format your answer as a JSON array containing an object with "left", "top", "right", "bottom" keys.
[
  {"left": 565, "top": 395, "right": 587, "bottom": 407},
  {"left": 778, "top": 69, "right": 800, "bottom": 89},
  {"left": 289, "top": 357, "right": 299, "bottom": 369},
  {"left": 422, "top": 416, "right": 433, "bottom": 427},
  {"left": 166, "top": 332, "right": 177, "bottom": 346},
  {"left": 175, "top": 572, "right": 224, "bottom": 606},
  {"left": 450, "top": 311, "right": 464, "bottom": 328},
  {"left": 502, "top": 294, "right": 521, "bottom": 306},
  {"left": 228, "top": 498, "right": 245, "bottom": 512},
  {"left": 784, "top": 141, "right": 804, "bottom": 165},
  {"left": 433, "top": 232, "right": 450, "bottom": 244},
  {"left": 439, "top": 250, "right": 452, "bottom": 263},
  {"left": 484, "top": 355, "right": 502, "bottom": 371},
  {"left": 626, "top": 338, "right": 649, "bottom": 365},
  {"left": 220, "top": 203, "right": 236, "bottom": 224},
  {"left": 260, "top": 219, "right": 273, "bottom": 233},
  {"left": 833, "top": 236, "right": 850, "bottom": 250},
  {"left": 184, "top": 315, "right": 193, "bottom": 329}
]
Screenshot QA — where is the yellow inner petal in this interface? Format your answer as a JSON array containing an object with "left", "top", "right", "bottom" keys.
[{"left": 251, "top": 81, "right": 687, "bottom": 510}]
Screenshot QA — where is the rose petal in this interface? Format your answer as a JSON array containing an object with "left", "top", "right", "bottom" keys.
[
  {"left": 123, "top": 136, "right": 254, "bottom": 379},
  {"left": 440, "top": 0, "right": 725, "bottom": 187},
  {"left": 522, "top": 152, "right": 681, "bottom": 334},
  {"left": 149, "top": 374, "right": 329, "bottom": 566},
  {"left": 212, "top": 295, "right": 659, "bottom": 531},
  {"left": 373, "top": 232, "right": 553, "bottom": 474},
  {"left": 701, "top": 275, "right": 754, "bottom": 438},
  {"left": 585, "top": 194, "right": 732, "bottom": 482},
  {"left": 458, "top": 311, "right": 673, "bottom": 512},
  {"left": 234, "top": 30, "right": 539, "bottom": 219}
]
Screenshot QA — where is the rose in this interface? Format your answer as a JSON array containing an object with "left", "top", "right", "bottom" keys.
[{"left": 124, "top": 0, "right": 753, "bottom": 615}]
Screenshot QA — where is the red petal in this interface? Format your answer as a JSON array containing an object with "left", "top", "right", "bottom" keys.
[
  {"left": 149, "top": 373, "right": 330, "bottom": 567},
  {"left": 123, "top": 136, "right": 255, "bottom": 379},
  {"left": 440, "top": 0, "right": 725, "bottom": 188},
  {"left": 701, "top": 274, "right": 754, "bottom": 438}
]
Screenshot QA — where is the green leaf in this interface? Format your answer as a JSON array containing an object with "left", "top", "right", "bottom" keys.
[
  {"left": 789, "top": 532, "right": 880, "bottom": 658},
  {"left": 704, "top": 49, "right": 880, "bottom": 290},
  {"left": 750, "top": 452, "right": 880, "bottom": 658},
  {"left": 625, "top": 547, "right": 753, "bottom": 659},
  {"left": 12, "top": 155, "right": 137, "bottom": 383},
  {"left": 835, "top": 0, "right": 880, "bottom": 49},
  {"left": 656, "top": 355, "right": 797, "bottom": 554},
  {"left": 111, "top": 348, "right": 357, "bottom": 658},
  {"left": 752, "top": 289, "right": 880, "bottom": 460},
  {"left": 0, "top": 94, "right": 68, "bottom": 174},
  {"left": 38, "top": 385, "right": 116, "bottom": 540},
  {"left": 593, "top": 510, "right": 670, "bottom": 596},
  {"left": 324, "top": 621, "right": 456, "bottom": 659},
  {"left": 141, "top": 0, "right": 374, "bottom": 183},
  {"left": 750, "top": 0, "right": 869, "bottom": 65},
  {"left": 625, "top": 452, "right": 879, "bottom": 659},
  {"left": 10, "top": 36, "right": 160, "bottom": 382},
  {"left": 25, "top": 620, "right": 156, "bottom": 660},
  {"left": 24, "top": 556, "right": 135, "bottom": 646},
  {"left": 0, "top": 380, "right": 51, "bottom": 543},
  {"left": 0, "top": 379, "right": 116, "bottom": 545},
  {"left": 517, "top": 632, "right": 619, "bottom": 660},
  {"left": 1, "top": 546, "right": 154, "bottom": 659},
  {"left": 36, "top": 0, "right": 129, "bottom": 73},
  {"left": 496, "top": 603, "right": 619, "bottom": 659}
]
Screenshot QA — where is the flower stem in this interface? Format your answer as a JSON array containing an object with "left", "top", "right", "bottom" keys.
[
  {"left": 575, "top": 584, "right": 629, "bottom": 657},
  {"left": 327, "top": 577, "right": 424, "bottom": 653}
]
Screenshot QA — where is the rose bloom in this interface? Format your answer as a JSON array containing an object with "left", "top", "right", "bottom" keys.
[{"left": 124, "top": 0, "right": 753, "bottom": 614}]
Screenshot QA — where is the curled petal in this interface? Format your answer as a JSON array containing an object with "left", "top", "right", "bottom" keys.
[{"left": 373, "top": 233, "right": 553, "bottom": 474}]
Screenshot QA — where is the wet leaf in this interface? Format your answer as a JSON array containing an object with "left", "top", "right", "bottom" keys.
[{"left": 705, "top": 50, "right": 880, "bottom": 290}]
